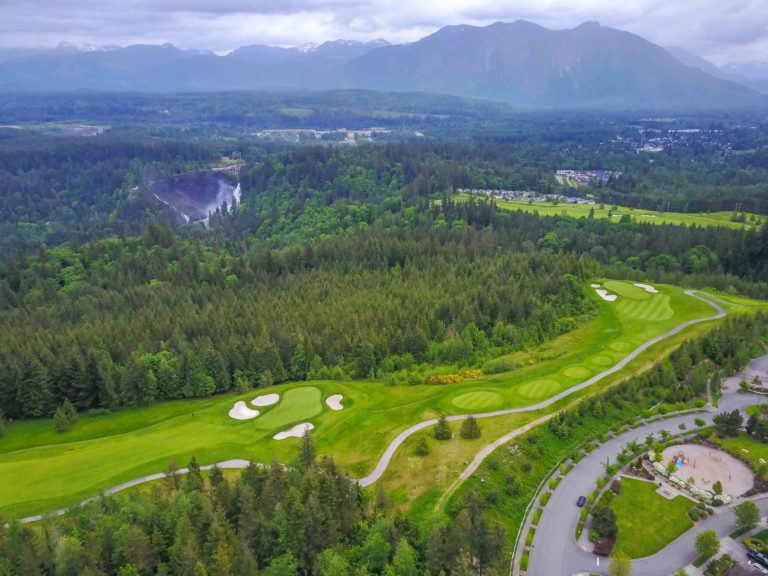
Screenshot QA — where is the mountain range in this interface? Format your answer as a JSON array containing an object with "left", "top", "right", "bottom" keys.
[
  {"left": 666, "top": 47, "right": 768, "bottom": 95},
  {"left": 0, "top": 21, "right": 765, "bottom": 108}
]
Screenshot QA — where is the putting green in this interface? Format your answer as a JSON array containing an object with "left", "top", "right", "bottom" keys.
[
  {"left": 516, "top": 379, "right": 561, "bottom": 399},
  {"left": 452, "top": 391, "right": 505, "bottom": 410},
  {"left": 563, "top": 366, "right": 591, "bottom": 379},
  {"left": 604, "top": 280, "right": 652, "bottom": 300},
  {"left": 254, "top": 386, "right": 323, "bottom": 429}
]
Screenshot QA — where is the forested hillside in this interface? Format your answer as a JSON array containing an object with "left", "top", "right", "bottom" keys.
[
  {"left": 0, "top": 439, "right": 507, "bottom": 575},
  {"left": 3, "top": 138, "right": 768, "bottom": 421},
  {"left": 0, "top": 229, "right": 594, "bottom": 419},
  {"left": 3, "top": 108, "right": 768, "bottom": 255},
  {"left": 0, "top": 137, "right": 217, "bottom": 252}
]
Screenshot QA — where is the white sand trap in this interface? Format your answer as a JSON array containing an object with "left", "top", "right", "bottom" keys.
[
  {"left": 273, "top": 422, "right": 314, "bottom": 440},
  {"left": 229, "top": 401, "right": 260, "bottom": 420},
  {"left": 634, "top": 283, "right": 659, "bottom": 293},
  {"left": 590, "top": 283, "right": 601, "bottom": 288},
  {"left": 595, "top": 289, "right": 618, "bottom": 302},
  {"left": 326, "top": 394, "right": 344, "bottom": 411},
  {"left": 251, "top": 393, "right": 280, "bottom": 407}
]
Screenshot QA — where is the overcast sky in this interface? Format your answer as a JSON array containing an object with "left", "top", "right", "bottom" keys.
[{"left": 0, "top": 0, "right": 766, "bottom": 64}]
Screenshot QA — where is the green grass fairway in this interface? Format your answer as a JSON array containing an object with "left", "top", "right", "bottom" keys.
[
  {"left": 0, "top": 281, "right": 762, "bottom": 520},
  {"left": 589, "top": 355, "right": 614, "bottom": 367},
  {"left": 563, "top": 366, "right": 591, "bottom": 379},
  {"left": 608, "top": 342, "right": 632, "bottom": 352},
  {"left": 613, "top": 477, "right": 695, "bottom": 558},
  {"left": 616, "top": 294, "right": 673, "bottom": 322},
  {"left": 603, "top": 280, "right": 652, "bottom": 300},
  {"left": 601, "top": 280, "right": 675, "bottom": 321},
  {"left": 516, "top": 379, "right": 561, "bottom": 399},
  {"left": 456, "top": 194, "right": 765, "bottom": 230},
  {"left": 452, "top": 391, "right": 504, "bottom": 410}
]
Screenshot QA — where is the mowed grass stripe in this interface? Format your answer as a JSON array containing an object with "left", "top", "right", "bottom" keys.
[
  {"left": 603, "top": 280, "right": 651, "bottom": 300},
  {"left": 616, "top": 294, "right": 673, "bottom": 321},
  {"left": 452, "top": 391, "right": 504, "bottom": 410}
]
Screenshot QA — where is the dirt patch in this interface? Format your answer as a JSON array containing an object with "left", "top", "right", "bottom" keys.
[{"left": 661, "top": 444, "right": 753, "bottom": 496}]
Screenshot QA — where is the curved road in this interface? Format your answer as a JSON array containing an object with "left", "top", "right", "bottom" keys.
[
  {"left": 18, "top": 290, "right": 726, "bottom": 523},
  {"left": 528, "top": 358, "right": 767, "bottom": 576},
  {"left": 19, "top": 459, "right": 251, "bottom": 523}
]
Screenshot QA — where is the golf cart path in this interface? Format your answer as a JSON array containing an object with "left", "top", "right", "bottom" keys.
[
  {"left": 17, "top": 290, "right": 725, "bottom": 523},
  {"left": 357, "top": 290, "right": 725, "bottom": 487},
  {"left": 18, "top": 459, "right": 251, "bottom": 524},
  {"left": 527, "top": 354, "right": 768, "bottom": 576}
]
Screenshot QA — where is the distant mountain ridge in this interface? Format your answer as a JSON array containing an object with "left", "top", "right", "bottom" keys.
[
  {"left": 0, "top": 22, "right": 764, "bottom": 108},
  {"left": 666, "top": 47, "right": 768, "bottom": 95}
]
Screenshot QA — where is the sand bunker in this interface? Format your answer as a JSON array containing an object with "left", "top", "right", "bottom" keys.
[
  {"left": 591, "top": 283, "right": 601, "bottom": 288},
  {"left": 634, "top": 283, "right": 659, "bottom": 293},
  {"left": 326, "top": 394, "right": 344, "bottom": 411},
  {"left": 595, "top": 289, "right": 618, "bottom": 302},
  {"left": 661, "top": 444, "right": 753, "bottom": 496},
  {"left": 229, "top": 401, "right": 260, "bottom": 420},
  {"left": 273, "top": 422, "right": 314, "bottom": 440},
  {"left": 252, "top": 393, "right": 280, "bottom": 407}
]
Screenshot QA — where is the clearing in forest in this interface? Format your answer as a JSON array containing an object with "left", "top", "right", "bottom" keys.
[{"left": 0, "top": 282, "right": 758, "bottom": 520}]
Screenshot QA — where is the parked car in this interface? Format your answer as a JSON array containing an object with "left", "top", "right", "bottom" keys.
[
  {"left": 747, "top": 548, "right": 768, "bottom": 570},
  {"left": 576, "top": 495, "right": 587, "bottom": 507}
]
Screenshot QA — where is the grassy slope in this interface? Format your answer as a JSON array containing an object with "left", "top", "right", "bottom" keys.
[
  {"left": 613, "top": 477, "right": 695, "bottom": 558},
  {"left": 455, "top": 194, "right": 765, "bottom": 230},
  {"left": 716, "top": 433, "right": 768, "bottom": 469},
  {"left": 0, "top": 282, "right": 759, "bottom": 520}
]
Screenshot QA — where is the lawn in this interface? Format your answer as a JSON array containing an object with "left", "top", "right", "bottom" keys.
[
  {"left": 612, "top": 477, "right": 695, "bottom": 558},
  {"left": 715, "top": 433, "right": 768, "bottom": 470},
  {"left": 455, "top": 194, "right": 764, "bottom": 230},
  {"left": 0, "top": 282, "right": 761, "bottom": 520}
]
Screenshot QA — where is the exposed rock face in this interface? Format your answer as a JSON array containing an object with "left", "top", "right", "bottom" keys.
[{"left": 151, "top": 170, "right": 239, "bottom": 225}]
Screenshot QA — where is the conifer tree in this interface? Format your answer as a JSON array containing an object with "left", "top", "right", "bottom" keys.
[
  {"left": 459, "top": 416, "right": 481, "bottom": 439},
  {"left": 300, "top": 429, "right": 316, "bottom": 468},
  {"left": 53, "top": 406, "right": 71, "bottom": 433},
  {"left": 434, "top": 416, "right": 452, "bottom": 440}
]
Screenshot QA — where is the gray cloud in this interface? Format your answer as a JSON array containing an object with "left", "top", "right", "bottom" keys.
[{"left": 0, "top": 0, "right": 766, "bottom": 63}]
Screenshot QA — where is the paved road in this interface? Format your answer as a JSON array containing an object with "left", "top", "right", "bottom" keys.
[
  {"left": 528, "top": 355, "right": 768, "bottom": 576},
  {"left": 359, "top": 290, "right": 725, "bottom": 487}
]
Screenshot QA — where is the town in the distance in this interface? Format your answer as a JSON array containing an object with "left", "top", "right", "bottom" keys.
[{"left": 1, "top": 3, "right": 768, "bottom": 576}]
